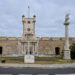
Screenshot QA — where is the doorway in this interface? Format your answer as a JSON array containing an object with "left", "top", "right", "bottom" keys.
[
  {"left": 0, "top": 47, "right": 3, "bottom": 55},
  {"left": 55, "top": 47, "right": 60, "bottom": 55},
  {"left": 30, "top": 47, "right": 33, "bottom": 54}
]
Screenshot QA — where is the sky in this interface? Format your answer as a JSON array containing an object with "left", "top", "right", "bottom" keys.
[{"left": 0, "top": 0, "right": 75, "bottom": 37}]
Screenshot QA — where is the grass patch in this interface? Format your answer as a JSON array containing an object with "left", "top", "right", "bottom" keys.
[
  {"left": 0, "top": 56, "right": 24, "bottom": 63},
  {"left": 35, "top": 56, "right": 75, "bottom": 64},
  {"left": 35, "top": 56, "right": 62, "bottom": 61},
  {"left": 35, "top": 60, "right": 75, "bottom": 64},
  {"left": 0, "top": 56, "right": 75, "bottom": 64}
]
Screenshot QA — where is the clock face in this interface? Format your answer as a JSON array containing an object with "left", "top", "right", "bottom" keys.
[{"left": 28, "top": 21, "right": 30, "bottom": 24}]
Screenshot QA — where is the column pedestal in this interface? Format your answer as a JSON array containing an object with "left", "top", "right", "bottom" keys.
[
  {"left": 24, "top": 41, "right": 35, "bottom": 63},
  {"left": 24, "top": 54, "right": 35, "bottom": 63},
  {"left": 64, "top": 50, "right": 71, "bottom": 59}
]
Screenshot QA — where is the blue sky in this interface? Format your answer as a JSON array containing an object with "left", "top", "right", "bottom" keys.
[{"left": 0, "top": 0, "right": 75, "bottom": 37}]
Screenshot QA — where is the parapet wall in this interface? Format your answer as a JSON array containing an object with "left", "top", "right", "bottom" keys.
[
  {"left": 0, "top": 37, "right": 18, "bottom": 41},
  {"left": 38, "top": 37, "right": 75, "bottom": 41}
]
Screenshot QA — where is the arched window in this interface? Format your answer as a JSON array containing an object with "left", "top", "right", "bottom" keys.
[
  {"left": 55, "top": 47, "right": 60, "bottom": 55},
  {"left": 0, "top": 46, "right": 3, "bottom": 55}
]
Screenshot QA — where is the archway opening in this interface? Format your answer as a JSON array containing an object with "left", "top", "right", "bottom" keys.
[
  {"left": 30, "top": 47, "right": 33, "bottom": 54},
  {"left": 55, "top": 47, "right": 60, "bottom": 55},
  {"left": 0, "top": 47, "right": 3, "bottom": 55}
]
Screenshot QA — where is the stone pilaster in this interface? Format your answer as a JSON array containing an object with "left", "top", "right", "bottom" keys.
[{"left": 27, "top": 41, "right": 30, "bottom": 54}]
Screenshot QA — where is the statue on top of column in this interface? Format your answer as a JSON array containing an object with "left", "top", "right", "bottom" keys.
[{"left": 64, "top": 13, "right": 70, "bottom": 26}]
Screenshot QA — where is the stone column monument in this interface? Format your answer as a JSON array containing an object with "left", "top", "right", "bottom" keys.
[{"left": 64, "top": 14, "right": 71, "bottom": 59}]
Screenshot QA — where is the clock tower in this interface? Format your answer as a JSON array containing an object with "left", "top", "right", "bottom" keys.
[
  {"left": 22, "top": 15, "right": 36, "bottom": 40},
  {"left": 21, "top": 14, "right": 37, "bottom": 55}
]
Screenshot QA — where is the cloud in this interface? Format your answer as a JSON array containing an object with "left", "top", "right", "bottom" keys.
[{"left": 0, "top": 0, "right": 75, "bottom": 37}]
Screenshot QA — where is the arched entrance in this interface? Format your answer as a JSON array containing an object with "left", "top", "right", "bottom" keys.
[
  {"left": 0, "top": 46, "right": 3, "bottom": 55},
  {"left": 55, "top": 47, "right": 60, "bottom": 55}
]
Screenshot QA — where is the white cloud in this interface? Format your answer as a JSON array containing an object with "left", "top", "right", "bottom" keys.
[{"left": 0, "top": 0, "right": 75, "bottom": 37}]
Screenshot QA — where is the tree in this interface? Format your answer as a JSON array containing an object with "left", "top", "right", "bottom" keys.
[
  {"left": 70, "top": 43, "right": 75, "bottom": 59},
  {"left": 70, "top": 43, "right": 75, "bottom": 51}
]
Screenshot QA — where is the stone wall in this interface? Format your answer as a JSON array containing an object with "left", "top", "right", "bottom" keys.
[
  {"left": 38, "top": 37, "right": 75, "bottom": 57},
  {"left": 0, "top": 37, "right": 75, "bottom": 57},
  {"left": 0, "top": 37, "right": 18, "bottom": 56}
]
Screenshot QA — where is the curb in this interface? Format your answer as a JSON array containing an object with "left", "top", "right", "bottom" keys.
[{"left": 0, "top": 63, "right": 75, "bottom": 69}]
